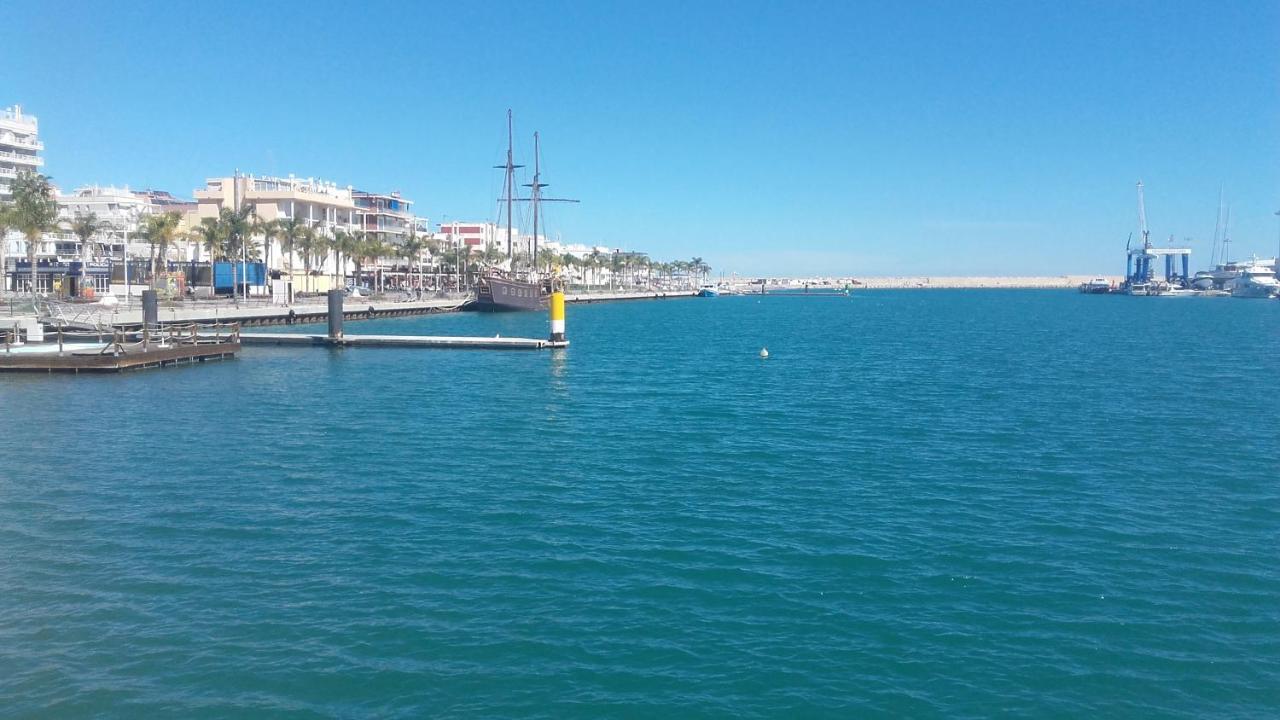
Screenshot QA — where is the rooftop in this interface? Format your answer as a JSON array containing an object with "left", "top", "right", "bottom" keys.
[{"left": 0, "top": 105, "right": 38, "bottom": 129}]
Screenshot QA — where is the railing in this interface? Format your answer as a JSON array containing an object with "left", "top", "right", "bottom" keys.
[
  {"left": 101, "top": 322, "right": 242, "bottom": 353},
  {"left": 2, "top": 322, "right": 241, "bottom": 357},
  {"left": 0, "top": 136, "right": 43, "bottom": 151},
  {"left": 0, "top": 149, "right": 42, "bottom": 164}
]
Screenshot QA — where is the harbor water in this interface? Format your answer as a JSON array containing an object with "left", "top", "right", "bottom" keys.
[{"left": 1, "top": 291, "right": 1278, "bottom": 718}]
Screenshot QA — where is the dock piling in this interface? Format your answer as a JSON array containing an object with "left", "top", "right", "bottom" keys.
[
  {"left": 142, "top": 290, "right": 158, "bottom": 329},
  {"left": 327, "top": 289, "right": 344, "bottom": 340}
]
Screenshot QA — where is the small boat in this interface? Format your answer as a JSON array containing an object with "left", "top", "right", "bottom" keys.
[
  {"left": 697, "top": 285, "right": 720, "bottom": 298},
  {"left": 1078, "top": 278, "right": 1113, "bottom": 294}
]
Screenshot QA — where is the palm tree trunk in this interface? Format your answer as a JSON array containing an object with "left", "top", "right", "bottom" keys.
[{"left": 27, "top": 236, "right": 37, "bottom": 294}]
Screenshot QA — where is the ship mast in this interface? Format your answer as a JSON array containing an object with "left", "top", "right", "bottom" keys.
[
  {"left": 517, "top": 132, "right": 578, "bottom": 281},
  {"left": 493, "top": 109, "right": 523, "bottom": 260},
  {"left": 531, "top": 132, "right": 543, "bottom": 277}
]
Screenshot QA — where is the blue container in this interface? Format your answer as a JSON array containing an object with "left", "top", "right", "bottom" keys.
[{"left": 213, "top": 261, "right": 266, "bottom": 292}]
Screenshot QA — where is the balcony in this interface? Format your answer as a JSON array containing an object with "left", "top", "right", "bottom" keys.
[
  {"left": 0, "top": 167, "right": 15, "bottom": 179},
  {"left": 0, "top": 134, "right": 43, "bottom": 151},
  {"left": 0, "top": 149, "right": 43, "bottom": 166}
]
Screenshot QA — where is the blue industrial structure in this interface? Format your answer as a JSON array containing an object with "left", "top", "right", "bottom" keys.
[{"left": 1121, "top": 181, "right": 1193, "bottom": 295}]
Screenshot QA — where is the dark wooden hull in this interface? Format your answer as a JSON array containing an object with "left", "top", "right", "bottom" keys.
[{"left": 474, "top": 277, "right": 547, "bottom": 312}]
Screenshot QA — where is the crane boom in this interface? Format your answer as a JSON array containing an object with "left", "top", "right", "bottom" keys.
[{"left": 1137, "top": 180, "right": 1150, "bottom": 248}]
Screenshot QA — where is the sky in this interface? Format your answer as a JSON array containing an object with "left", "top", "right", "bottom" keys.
[{"left": 2, "top": 0, "right": 1278, "bottom": 277}]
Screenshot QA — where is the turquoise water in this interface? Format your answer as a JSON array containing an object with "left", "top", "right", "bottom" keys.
[{"left": 2, "top": 291, "right": 1278, "bottom": 718}]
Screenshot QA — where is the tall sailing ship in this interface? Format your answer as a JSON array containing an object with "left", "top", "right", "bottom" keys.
[{"left": 473, "top": 111, "right": 577, "bottom": 312}]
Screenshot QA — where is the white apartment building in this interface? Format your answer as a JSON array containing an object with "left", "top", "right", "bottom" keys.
[
  {"left": 0, "top": 105, "right": 43, "bottom": 202},
  {"left": 2, "top": 105, "right": 45, "bottom": 289},
  {"left": 57, "top": 185, "right": 155, "bottom": 261},
  {"left": 435, "top": 221, "right": 539, "bottom": 256},
  {"left": 354, "top": 190, "right": 416, "bottom": 245}
]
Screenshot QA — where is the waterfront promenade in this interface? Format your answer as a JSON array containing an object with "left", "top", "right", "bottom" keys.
[{"left": 751, "top": 275, "right": 1122, "bottom": 291}]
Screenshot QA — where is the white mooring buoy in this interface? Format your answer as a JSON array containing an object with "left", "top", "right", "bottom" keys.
[{"left": 759, "top": 347, "right": 769, "bottom": 359}]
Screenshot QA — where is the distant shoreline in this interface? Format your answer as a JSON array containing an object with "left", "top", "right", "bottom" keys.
[{"left": 745, "top": 275, "right": 1123, "bottom": 290}]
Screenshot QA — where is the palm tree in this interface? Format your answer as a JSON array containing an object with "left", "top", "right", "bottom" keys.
[
  {"left": 218, "top": 205, "right": 256, "bottom": 259},
  {"left": 10, "top": 171, "right": 58, "bottom": 294},
  {"left": 348, "top": 231, "right": 369, "bottom": 290},
  {"left": 66, "top": 211, "right": 101, "bottom": 263},
  {"left": 275, "top": 217, "right": 309, "bottom": 286},
  {"left": 0, "top": 203, "right": 14, "bottom": 292},
  {"left": 480, "top": 244, "right": 506, "bottom": 270},
  {"left": 400, "top": 230, "right": 426, "bottom": 292},
  {"left": 193, "top": 217, "right": 227, "bottom": 294},
  {"left": 329, "top": 228, "right": 351, "bottom": 289},
  {"left": 671, "top": 259, "right": 689, "bottom": 288},
  {"left": 362, "top": 236, "right": 391, "bottom": 294},
  {"left": 253, "top": 215, "right": 280, "bottom": 272},
  {"left": 536, "top": 247, "right": 559, "bottom": 275},
  {"left": 690, "top": 257, "right": 710, "bottom": 287},
  {"left": 141, "top": 211, "right": 182, "bottom": 276},
  {"left": 295, "top": 225, "right": 321, "bottom": 293}
]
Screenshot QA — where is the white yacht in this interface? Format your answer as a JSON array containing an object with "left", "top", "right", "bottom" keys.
[{"left": 1229, "top": 264, "right": 1280, "bottom": 298}]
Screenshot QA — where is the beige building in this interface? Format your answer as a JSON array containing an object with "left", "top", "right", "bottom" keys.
[{"left": 194, "top": 174, "right": 358, "bottom": 283}]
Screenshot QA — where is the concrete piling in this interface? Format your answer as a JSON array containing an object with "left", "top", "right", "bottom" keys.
[{"left": 327, "top": 289, "right": 344, "bottom": 339}]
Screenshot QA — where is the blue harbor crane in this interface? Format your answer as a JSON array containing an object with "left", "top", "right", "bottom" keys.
[{"left": 1124, "top": 181, "right": 1191, "bottom": 295}]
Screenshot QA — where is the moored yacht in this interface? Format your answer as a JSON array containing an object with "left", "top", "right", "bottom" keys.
[{"left": 1228, "top": 264, "right": 1280, "bottom": 298}]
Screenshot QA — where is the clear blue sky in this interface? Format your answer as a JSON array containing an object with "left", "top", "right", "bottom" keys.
[{"left": 3, "top": 0, "right": 1278, "bottom": 276}]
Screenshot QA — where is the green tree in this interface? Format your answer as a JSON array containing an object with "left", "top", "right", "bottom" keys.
[
  {"left": 690, "top": 257, "right": 709, "bottom": 287},
  {"left": 141, "top": 211, "right": 182, "bottom": 276},
  {"left": 193, "top": 217, "right": 227, "bottom": 293},
  {"left": 253, "top": 215, "right": 280, "bottom": 271},
  {"left": 361, "top": 235, "right": 392, "bottom": 293},
  {"left": 10, "top": 171, "right": 58, "bottom": 294},
  {"left": 329, "top": 228, "right": 352, "bottom": 289},
  {"left": 401, "top": 230, "right": 426, "bottom": 292},
  {"left": 348, "top": 231, "right": 369, "bottom": 290},
  {"left": 219, "top": 205, "right": 258, "bottom": 262},
  {"left": 66, "top": 211, "right": 101, "bottom": 263},
  {"left": 0, "top": 203, "right": 14, "bottom": 292},
  {"left": 275, "top": 217, "right": 309, "bottom": 284},
  {"left": 295, "top": 225, "right": 321, "bottom": 293},
  {"left": 536, "top": 247, "right": 559, "bottom": 275}
]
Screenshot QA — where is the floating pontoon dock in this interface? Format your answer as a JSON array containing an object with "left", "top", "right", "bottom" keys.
[
  {"left": 241, "top": 289, "right": 568, "bottom": 350},
  {"left": 0, "top": 323, "right": 242, "bottom": 373},
  {"left": 241, "top": 333, "right": 565, "bottom": 350}
]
